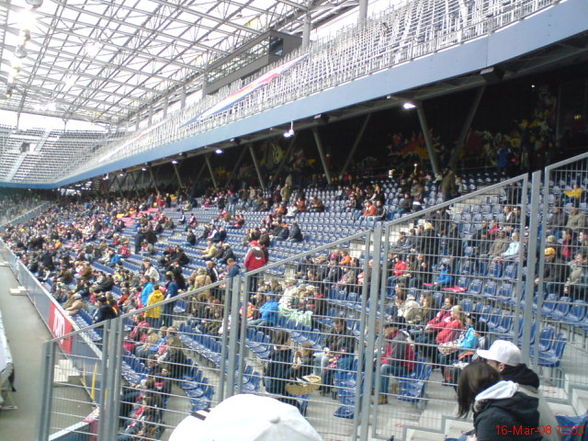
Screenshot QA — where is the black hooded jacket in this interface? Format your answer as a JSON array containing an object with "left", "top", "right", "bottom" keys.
[{"left": 474, "top": 381, "right": 542, "bottom": 441}]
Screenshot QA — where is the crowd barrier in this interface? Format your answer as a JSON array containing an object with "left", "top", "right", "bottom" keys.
[
  {"left": 0, "top": 243, "right": 103, "bottom": 441},
  {"left": 4, "top": 154, "right": 588, "bottom": 441}
]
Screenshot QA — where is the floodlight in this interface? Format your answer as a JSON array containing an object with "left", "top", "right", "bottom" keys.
[{"left": 402, "top": 102, "right": 416, "bottom": 110}]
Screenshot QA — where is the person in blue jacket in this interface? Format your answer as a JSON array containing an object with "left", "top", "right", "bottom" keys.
[{"left": 248, "top": 293, "right": 279, "bottom": 328}]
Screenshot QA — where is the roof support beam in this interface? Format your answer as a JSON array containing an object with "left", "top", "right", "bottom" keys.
[
  {"left": 416, "top": 102, "right": 439, "bottom": 177},
  {"left": 312, "top": 127, "right": 331, "bottom": 185}
]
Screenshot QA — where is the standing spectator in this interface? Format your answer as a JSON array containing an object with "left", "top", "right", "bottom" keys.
[{"left": 145, "top": 285, "right": 165, "bottom": 328}]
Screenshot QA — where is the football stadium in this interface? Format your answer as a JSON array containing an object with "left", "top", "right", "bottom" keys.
[{"left": 0, "top": 0, "right": 587, "bottom": 440}]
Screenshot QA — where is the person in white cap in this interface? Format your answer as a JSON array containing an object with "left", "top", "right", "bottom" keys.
[
  {"left": 169, "top": 394, "right": 323, "bottom": 441},
  {"left": 477, "top": 340, "right": 561, "bottom": 441}
]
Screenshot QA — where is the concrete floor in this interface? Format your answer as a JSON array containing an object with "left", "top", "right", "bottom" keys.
[
  {"left": 0, "top": 263, "right": 50, "bottom": 440},
  {"left": 0, "top": 264, "right": 91, "bottom": 440}
]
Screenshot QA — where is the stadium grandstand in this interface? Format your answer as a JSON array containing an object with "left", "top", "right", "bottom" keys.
[{"left": 0, "top": 0, "right": 587, "bottom": 440}]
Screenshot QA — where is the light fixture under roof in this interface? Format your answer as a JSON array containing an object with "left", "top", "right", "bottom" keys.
[
  {"left": 283, "top": 121, "right": 295, "bottom": 138},
  {"left": 14, "top": 45, "right": 28, "bottom": 59},
  {"left": 402, "top": 102, "right": 416, "bottom": 110},
  {"left": 25, "top": 0, "right": 43, "bottom": 8},
  {"left": 215, "top": 148, "right": 223, "bottom": 154}
]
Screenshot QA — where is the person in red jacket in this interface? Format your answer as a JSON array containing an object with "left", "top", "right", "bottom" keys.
[
  {"left": 414, "top": 295, "right": 455, "bottom": 361},
  {"left": 244, "top": 240, "right": 268, "bottom": 296},
  {"left": 436, "top": 305, "right": 465, "bottom": 344}
]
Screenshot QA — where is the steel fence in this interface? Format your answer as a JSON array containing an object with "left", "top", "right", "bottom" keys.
[
  {"left": 537, "top": 152, "right": 588, "bottom": 392},
  {"left": 22, "top": 161, "right": 588, "bottom": 440}
]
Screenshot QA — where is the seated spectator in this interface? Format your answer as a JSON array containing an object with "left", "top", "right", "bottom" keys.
[
  {"left": 93, "top": 296, "right": 118, "bottom": 323},
  {"left": 374, "top": 319, "right": 415, "bottom": 404},
  {"left": 202, "top": 240, "right": 219, "bottom": 261},
  {"left": 247, "top": 293, "right": 279, "bottom": 328},
  {"left": 432, "top": 262, "right": 453, "bottom": 288},
  {"left": 497, "top": 231, "right": 520, "bottom": 261},
  {"left": 566, "top": 207, "right": 586, "bottom": 233},
  {"left": 64, "top": 292, "right": 85, "bottom": 315},
  {"left": 477, "top": 340, "right": 560, "bottom": 440},
  {"left": 309, "top": 197, "right": 325, "bottom": 212},
  {"left": 394, "top": 287, "right": 422, "bottom": 325},
  {"left": 186, "top": 229, "right": 196, "bottom": 245},
  {"left": 563, "top": 252, "right": 588, "bottom": 301},
  {"left": 288, "top": 221, "right": 303, "bottom": 242},
  {"left": 456, "top": 362, "right": 543, "bottom": 441}
]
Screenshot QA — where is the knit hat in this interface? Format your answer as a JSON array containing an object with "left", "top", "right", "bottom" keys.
[{"left": 169, "top": 394, "right": 323, "bottom": 441}]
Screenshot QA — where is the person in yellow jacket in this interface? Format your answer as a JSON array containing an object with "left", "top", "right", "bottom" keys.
[{"left": 145, "top": 284, "right": 166, "bottom": 328}]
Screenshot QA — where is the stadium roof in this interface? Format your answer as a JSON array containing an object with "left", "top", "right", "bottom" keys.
[{"left": 0, "top": 0, "right": 358, "bottom": 126}]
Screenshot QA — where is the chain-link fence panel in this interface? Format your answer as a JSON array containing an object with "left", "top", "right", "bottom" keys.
[
  {"left": 236, "top": 229, "right": 376, "bottom": 441},
  {"left": 538, "top": 152, "right": 588, "bottom": 393},
  {"left": 370, "top": 174, "right": 529, "bottom": 440}
]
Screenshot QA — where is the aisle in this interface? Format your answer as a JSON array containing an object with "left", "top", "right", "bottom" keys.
[{"left": 0, "top": 264, "right": 52, "bottom": 439}]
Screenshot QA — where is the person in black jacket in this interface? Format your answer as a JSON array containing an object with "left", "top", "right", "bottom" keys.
[
  {"left": 94, "top": 296, "right": 118, "bottom": 323},
  {"left": 264, "top": 330, "right": 296, "bottom": 406},
  {"left": 477, "top": 340, "right": 560, "bottom": 441},
  {"left": 288, "top": 221, "right": 304, "bottom": 242},
  {"left": 457, "top": 361, "right": 542, "bottom": 441}
]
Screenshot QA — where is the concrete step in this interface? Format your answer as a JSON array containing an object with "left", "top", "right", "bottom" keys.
[
  {"left": 54, "top": 358, "right": 80, "bottom": 383},
  {"left": 571, "top": 388, "right": 588, "bottom": 416},
  {"left": 444, "top": 417, "right": 474, "bottom": 439},
  {"left": 405, "top": 428, "right": 443, "bottom": 441}
]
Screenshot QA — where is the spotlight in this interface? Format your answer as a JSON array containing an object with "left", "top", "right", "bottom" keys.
[
  {"left": 283, "top": 121, "right": 295, "bottom": 138},
  {"left": 14, "top": 45, "right": 28, "bottom": 59},
  {"left": 531, "top": 84, "right": 536, "bottom": 89},
  {"left": 215, "top": 149, "right": 223, "bottom": 154},
  {"left": 25, "top": 0, "right": 43, "bottom": 8},
  {"left": 141, "top": 167, "right": 147, "bottom": 172},
  {"left": 119, "top": 172, "right": 125, "bottom": 177},
  {"left": 171, "top": 160, "right": 178, "bottom": 165},
  {"left": 402, "top": 102, "right": 416, "bottom": 110}
]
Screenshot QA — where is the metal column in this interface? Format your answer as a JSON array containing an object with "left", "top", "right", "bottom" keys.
[
  {"left": 521, "top": 172, "right": 541, "bottom": 365},
  {"left": 416, "top": 102, "right": 440, "bottom": 176},
  {"left": 205, "top": 154, "right": 218, "bottom": 189},
  {"left": 227, "top": 146, "right": 248, "bottom": 187},
  {"left": 249, "top": 145, "right": 265, "bottom": 190},
  {"left": 340, "top": 114, "right": 371, "bottom": 177},
  {"left": 449, "top": 86, "right": 485, "bottom": 169},
  {"left": 172, "top": 162, "right": 183, "bottom": 188},
  {"left": 312, "top": 128, "right": 332, "bottom": 184},
  {"left": 148, "top": 166, "right": 160, "bottom": 194},
  {"left": 302, "top": 11, "right": 311, "bottom": 49},
  {"left": 358, "top": 0, "right": 368, "bottom": 25},
  {"left": 358, "top": 224, "right": 383, "bottom": 441},
  {"left": 37, "top": 342, "right": 56, "bottom": 441}
]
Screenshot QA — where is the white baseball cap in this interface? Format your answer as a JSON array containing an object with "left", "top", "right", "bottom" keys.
[
  {"left": 169, "top": 394, "right": 323, "bottom": 441},
  {"left": 476, "top": 340, "right": 522, "bottom": 367}
]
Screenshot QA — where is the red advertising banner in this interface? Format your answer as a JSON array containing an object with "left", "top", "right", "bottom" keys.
[{"left": 48, "top": 303, "right": 73, "bottom": 353}]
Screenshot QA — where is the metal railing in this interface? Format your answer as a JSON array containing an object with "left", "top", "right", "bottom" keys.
[
  {"left": 60, "top": 0, "right": 561, "bottom": 182},
  {"left": 27, "top": 165, "right": 588, "bottom": 441},
  {"left": 537, "top": 151, "right": 588, "bottom": 391},
  {"left": 2, "top": 151, "right": 586, "bottom": 439}
]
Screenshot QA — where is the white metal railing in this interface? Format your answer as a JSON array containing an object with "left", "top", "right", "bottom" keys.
[{"left": 1, "top": 0, "right": 562, "bottom": 184}]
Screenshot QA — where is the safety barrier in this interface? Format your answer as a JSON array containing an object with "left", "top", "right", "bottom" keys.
[{"left": 6, "top": 154, "right": 587, "bottom": 440}]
